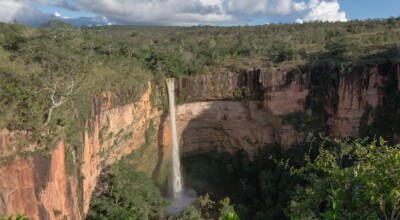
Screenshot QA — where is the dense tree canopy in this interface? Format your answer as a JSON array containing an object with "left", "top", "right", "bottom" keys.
[{"left": 289, "top": 138, "right": 400, "bottom": 220}]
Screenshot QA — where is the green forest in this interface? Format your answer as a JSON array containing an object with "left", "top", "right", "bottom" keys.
[{"left": 1, "top": 17, "right": 400, "bottom": 219}]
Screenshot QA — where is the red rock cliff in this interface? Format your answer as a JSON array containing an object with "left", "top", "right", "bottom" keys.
[
  {"left": 0, "top": 83, "right": 168, "bottom": 219},
  {"left": 174, "top": 63, "right": 400, "bottom": 156}
]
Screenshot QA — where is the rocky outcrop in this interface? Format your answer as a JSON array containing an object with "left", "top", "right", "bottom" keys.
[
  {"left": 0, "top": 83, "right": 168, "bottom": 219},
  {"left": 0, "top": 141, "right": 81, "bottom": 220}
]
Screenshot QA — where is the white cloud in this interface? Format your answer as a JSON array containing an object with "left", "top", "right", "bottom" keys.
[
  {"left": 29, "top": 0, "right": 80, "bottom": 11},
  {"left": 0, "top": 1, "right": 28, "bottom": 23},
  {"left": 0, "top": 0, "right": 110, "bottom": 26},
  {"left": 0, "top": 0, "right": 53, "bottom": 25},
  {"left": 72, "top": 0, "right": 233, "bottom": 25},
  {"left": 268, "top": 0, "right": 294, "bottom": 15},
  {"left": 226, "top": 0, "right": 309, "bottom": 16},
  {"left": 227, "top": 0, "right": 267, "bottom": 14},
  {"left": 293, "top": 2, "right": 307, "bottom": 11},
  {"left": 0, "top": 0, "right": 348, "bottom": 26},
  {"left": 296, "top": 0, "right": 347, "bottom": 23}
]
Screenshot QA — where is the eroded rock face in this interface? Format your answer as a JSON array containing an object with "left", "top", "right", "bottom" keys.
[
  {"left": 260, "top": 69, "right": 309, "bottom": 115},
  {"left": 81, "top": 82, "right": 163, "bottom": 214},
  {"left": 331, "top": 67, "right": 387, "bottom": 136},
  {"left": 161, "top": 101, "right": 302, "bottom": 157},
  {"left": 0, "top": 83, "right": 168, "bottom": 219},
  {"left": 172, "top": 68, "right": 309, "bottom": 156},
  {"left": 177, "top": 68, "right": 308, "bottom": 116},
  {"left": 0, "top": 141, "right": 81, "bottom": 220},
  {"left": 177, "top": 64, "right": 400, "bottom": 140}
]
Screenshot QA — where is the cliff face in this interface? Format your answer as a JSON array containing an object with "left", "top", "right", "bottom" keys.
[
  {"left": 0, "top": 83, "right": 169, "bottom": 220},
  {"left": 81, "top": 82, "right": 162, "bottom": 214},
  {"left": 174, "top": 63, "right": 400, "bottom": 155},
  {"left": 169, "top": 101, "right": 301, "bottom": 157},
  {"left": 331, "top": 66, "right": 386, "bottom": 136},
  {"left": 170, "top": 68, "right": 307, "bottom": 155},
  {"left": 0, "top": 141, "right": 81, "bottom": 220}
]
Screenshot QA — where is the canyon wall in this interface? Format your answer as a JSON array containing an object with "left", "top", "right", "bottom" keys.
[
  {"left": 0, "top": 140, "right": 81, "bottom": 220},
  {"left": 331, "top": 66, "right": 387, "bottom": 136},
  {"left": 174, "top": 63, "right": 400, "bottom": 156},
  {"left": 170, "top": 68, "right": 308, "bottom": 156},
  {"left": 173, "top": 101, "right": 301, "bottom": 157},
  {"left": 0, "top": 83, "right": 170, "bottom": 220}
]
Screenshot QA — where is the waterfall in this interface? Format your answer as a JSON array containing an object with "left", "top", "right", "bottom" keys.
[{"left": 166, "top": 78, "right": 183, "bottom": 200}]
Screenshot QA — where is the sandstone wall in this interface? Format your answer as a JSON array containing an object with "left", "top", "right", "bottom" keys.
[
  {"left": 177, "top": 64, "right": 400, "bottom": 141},
  {"left": 0, "top": 83, "right": 168, "bottom": 220},
  {"left": 0, "top": 141, "right": 80, "bottom": 220},
  {"left": 170, "top": 101, "right": 301, "bottom": 157}
]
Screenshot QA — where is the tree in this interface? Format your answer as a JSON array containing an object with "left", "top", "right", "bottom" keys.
[
  {"left": 289, "top": 138, "right": 400, "bottom": 220},
  {"left": 219, "top": 198, "right": 239, "bottom": 220},
  {"left": 39, "top": 74, "right": 84, "bottom": 127},
  {"left": 198, "top": 193, "right": 215, "bottom": 218},
  {"left": 174, "top": 206, "right": 202, "bottom": 220}
]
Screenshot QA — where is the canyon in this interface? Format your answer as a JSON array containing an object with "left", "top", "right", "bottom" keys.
[{"left": 1, "top": 63, "right": 400, "bottom": 219}]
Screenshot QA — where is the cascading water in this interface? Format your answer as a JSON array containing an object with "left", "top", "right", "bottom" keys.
[
  {"left": 166, "top": 78, "right": 183, "bottom": 199},
  {"left": 165, "top": 78, "right": 197, "bottom": 215}
]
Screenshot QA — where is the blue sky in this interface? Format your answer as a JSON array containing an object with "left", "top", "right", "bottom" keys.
[
  {"left": 0, "top": 0, "right": 399, "bottom": 26},
  {"left": 340, "top": 0, "right": 400, "bottom": 21},
  {"left": 34, "top": 3, "right": 95, "bottom": 19}
]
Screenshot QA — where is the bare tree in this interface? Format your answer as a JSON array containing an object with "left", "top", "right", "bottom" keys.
[{"left": 39, "top": 74, "right": 84, "bottom": 127}]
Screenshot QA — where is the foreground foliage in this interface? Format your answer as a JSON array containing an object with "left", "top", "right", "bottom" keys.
[
  {"left": 0, "top": 214, "right": 28, "bottom": 220},
  {"left": 171, "top": 194, "right": 239, "bottom": 220},
  {"left": 182, "top": 138, "right": 400, "bottom": 220},
  {"left": 289, "top": 138, "right": 400, "bottom": 220},
  {"left": 86, "top": 158, "right": 169, "bottom": 219}
]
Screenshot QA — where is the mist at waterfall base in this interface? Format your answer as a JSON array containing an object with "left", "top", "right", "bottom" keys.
[{"left": 165, "top": 78, "right": 197, "bottom": 215}]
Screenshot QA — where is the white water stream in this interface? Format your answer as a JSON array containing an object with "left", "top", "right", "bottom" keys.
[
  {"left": 166, "top": 78, "right": 196, "bottom": 215},
  {"left": 166, "top": 78, "right": 183, "bottom": 199}
]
